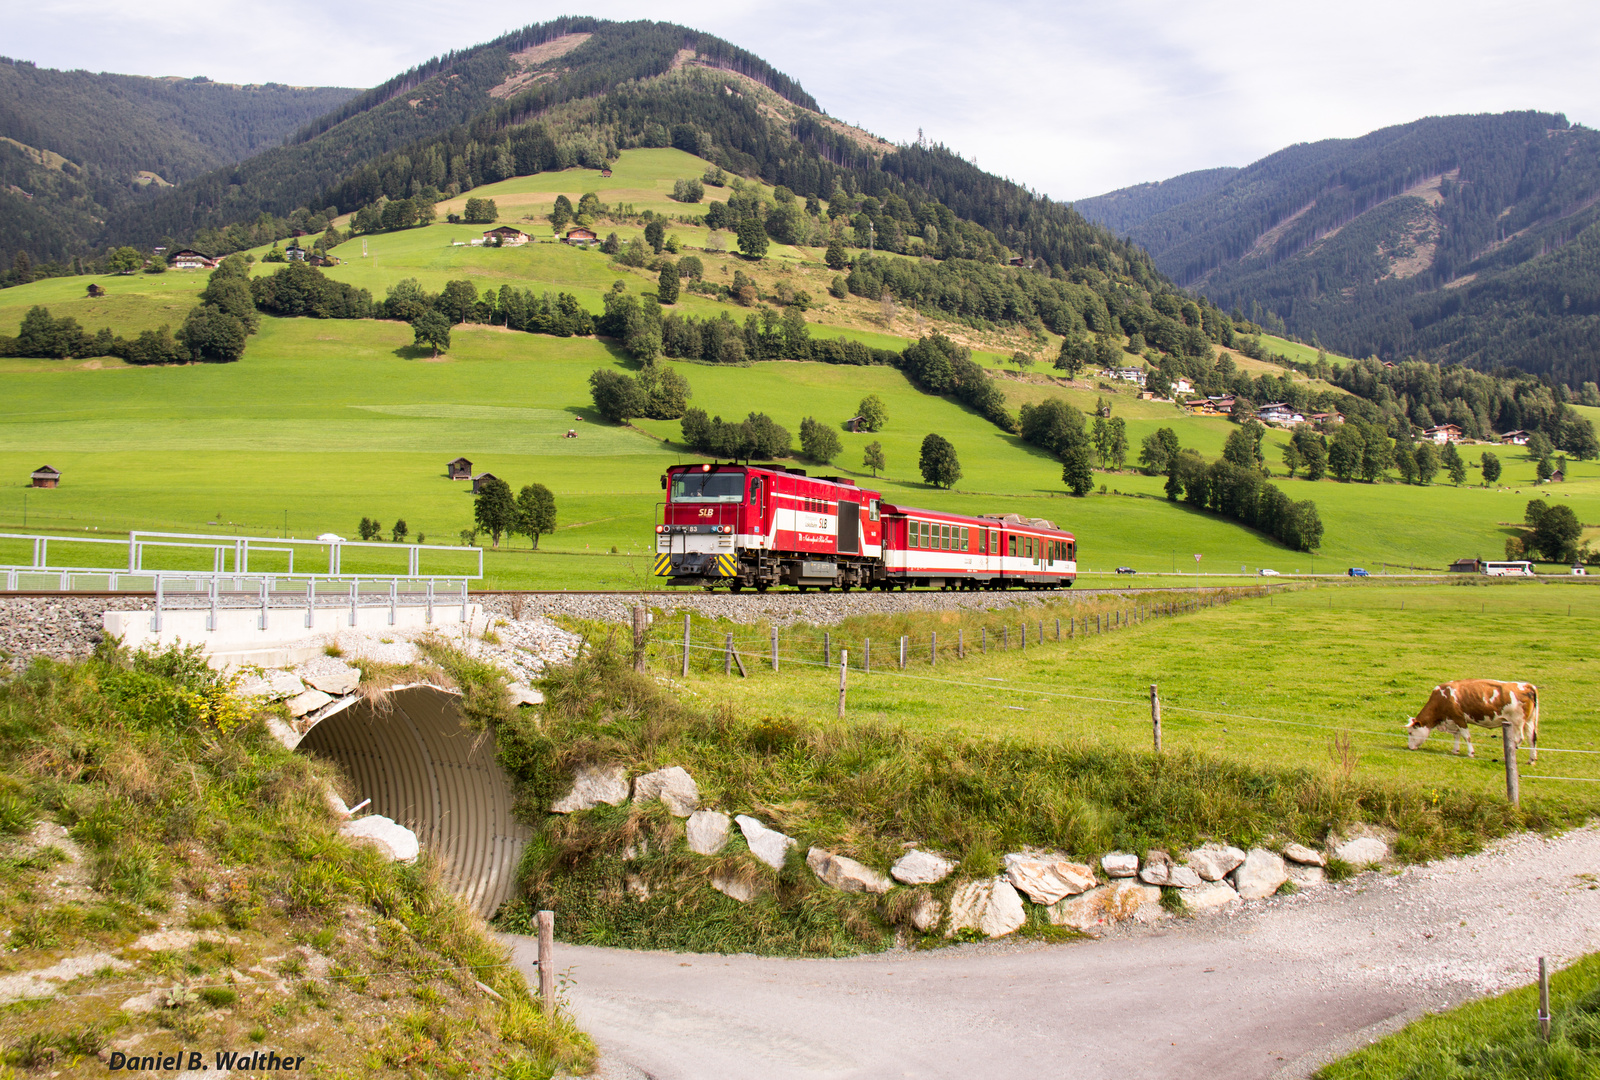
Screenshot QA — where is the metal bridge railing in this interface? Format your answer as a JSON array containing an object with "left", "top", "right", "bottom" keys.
[
  {"left": 145, "top": 574, "right": 473, "bottom": 633},
  {"left": 0, "top": 530, "right": 483, "bottom": 581}
]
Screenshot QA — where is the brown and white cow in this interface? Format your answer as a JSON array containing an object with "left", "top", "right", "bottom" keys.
[{"left": 1405, "top": 680, "right": 1539, "bottom": 762}]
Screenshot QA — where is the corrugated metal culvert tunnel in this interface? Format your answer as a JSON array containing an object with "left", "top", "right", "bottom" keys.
[{"left": 297, "top": 684, "right": 532, "bottom": 917}]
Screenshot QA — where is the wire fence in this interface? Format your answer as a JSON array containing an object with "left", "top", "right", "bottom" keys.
[{"left": 615, "top": 588, "right": 1597, "bottom": 802}]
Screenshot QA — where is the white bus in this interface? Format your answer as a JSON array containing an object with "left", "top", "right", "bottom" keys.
[{"left": 1482, "top": 560, "right": 1535, "bottom": 577}]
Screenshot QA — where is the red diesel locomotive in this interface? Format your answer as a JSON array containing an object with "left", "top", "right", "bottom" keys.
[{"left": 654, "top": 462, "right": 1076, "bottom": 591}]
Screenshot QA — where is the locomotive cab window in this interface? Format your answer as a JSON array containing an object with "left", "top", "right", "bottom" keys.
[
  {"left": 868, "top": 499, "right": 880, "bottom": 522},
  {"left": 672, "top": 472, "right": 744, "bottom": 502}
]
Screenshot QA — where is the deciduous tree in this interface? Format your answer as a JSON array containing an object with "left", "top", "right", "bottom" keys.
[
  {"left": 863, "top": 440, "right": 885, "bottom": 477},
  {"left": 412, "top": 310, "right": 450, "bottom": 357},
  {"left": 857, "top": 394, "right": 887, "bottom": 432},
  {"left": 799, "top": 416, "right": 841, "bottom": 464},
  {"left": 473, "top": 478, "right": 516, "bottom": 548},
  {"left": 516, "top": 483, "right": 557, "bottom": 548},
  {"left": 1481, "top": 451, "right": 1503, "bottom": 486},
  {"left": 918, "top": 433, "right": 961, "bottom": 488}
]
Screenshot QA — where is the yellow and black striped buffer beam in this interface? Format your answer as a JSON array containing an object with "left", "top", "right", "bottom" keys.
[
  {"left": 653, "top": 554, "right": 672, "bottom": 577},
  {"left": 713, "top": 553, "right": 738, "bottom": 578}
]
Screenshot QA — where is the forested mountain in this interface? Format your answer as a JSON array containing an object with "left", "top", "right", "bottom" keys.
[
  {"left": 0, "top": 58, "right": 355, "bottom": 267},
  {"left": 60, "top": 17, "right": 1162, "bottom": 296},
  {"left": 1075, "top": 113, "right": 1600, "bottom": 385},
  {"left": 1073, "top": 167, "right": 1238, "bottom": 236}
]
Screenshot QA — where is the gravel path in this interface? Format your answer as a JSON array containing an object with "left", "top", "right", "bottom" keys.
[
  {"left": 507, "top": 826, "right": 1600, "bottom": 1080},
  {"left": 483, "top": 584, "right": 1226, "bottom": 628}
]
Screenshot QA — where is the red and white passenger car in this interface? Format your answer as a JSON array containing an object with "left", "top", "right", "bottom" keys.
[{"left": 654, "top": 463, "right": 1075, "bottom": 591}]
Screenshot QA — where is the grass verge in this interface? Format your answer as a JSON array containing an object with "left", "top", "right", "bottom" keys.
[
  {"left": 0, "top": 641, "right": 593, "bottom": 1078},
  {"left": 1318, "top": 952, "right": 1600, "bottom": 1079}
]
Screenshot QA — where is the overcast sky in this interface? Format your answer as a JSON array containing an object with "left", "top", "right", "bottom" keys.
[{"left": 9, "top": 0, "right": 1599, "bottom": 200}]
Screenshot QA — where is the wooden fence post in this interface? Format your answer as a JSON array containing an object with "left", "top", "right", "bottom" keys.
[
  {"left": 899, "top": 636, "right": 907, "bottom": 669},
  {"left": 1503, "top": 721, "right": 1520, "bottom": 806},
  {"left": 724, "top": 633, "right": 733, "bottom": 676},
  {"left": 632, "top": 605, "right": 647, "bottom": 673},
  {"left": 982, "top": 628, "right": 987, "bottom": 653},
  {"left": 957, "top": 629, "right": 964, "bottom": 659},
  {"left": 1150, "top": 684, "right": 1162, "bottom": 753},
  {"left": 771, "top": 626, "right": 779, "bottom": 672},
  {"left": 930, "top": 632, "right": 937, "bottom": 666},
  {"left": 1056, "top": 618, "right": 1061, "bottom": 640},
  {"left": 682, "top": 613, "right": 691, "bottom": 677},
  {"left": 838, "top": 649, "right": 849, "bottom": 720},
  {"left": 537, "top": 910, "right": 555, "bottom": 1015},
  {"left": 864, "top": 638, "right": 871, "bottom": 672},
  {"left": 824, "top": 631, "right": 831, "bottom": 667},
  {"left": 1539, "top": 956, "right": 1551, "bottom": 1040}
]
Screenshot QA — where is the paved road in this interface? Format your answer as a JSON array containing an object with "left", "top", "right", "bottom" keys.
[{"left": 505, "top": 827, "right": 1600, "bottom": 1080}]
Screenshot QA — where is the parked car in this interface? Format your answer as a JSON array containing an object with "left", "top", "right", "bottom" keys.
[
  {"left": 1115, "top": 566, "right": 1136, "bottom": 575},
  {"left": 1258, "top": 568, "right": 1279, "bottom": 576},
  {"left": 1348, "top": 567, "right": 1369, "bottom": 577}
]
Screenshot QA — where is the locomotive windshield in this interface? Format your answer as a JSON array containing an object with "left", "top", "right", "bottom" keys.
[{"left": 671, "top": 471, "right": 745, "bottom": 503}]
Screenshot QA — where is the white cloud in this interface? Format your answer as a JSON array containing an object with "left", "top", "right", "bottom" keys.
[{"left": 8, "top": 0, "right": 1598, "bottom": 200}]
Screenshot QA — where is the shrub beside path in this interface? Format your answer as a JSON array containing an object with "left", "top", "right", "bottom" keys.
[{"left": 506, "top": 825, "right": 1600, "bottom": 1080}]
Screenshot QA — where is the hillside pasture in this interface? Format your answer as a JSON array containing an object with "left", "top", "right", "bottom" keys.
[{"left": 649, "top": 581, "right": 1600, "bottom": 826}]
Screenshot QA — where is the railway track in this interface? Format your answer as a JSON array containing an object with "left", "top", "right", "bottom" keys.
[{"left": 0, "top": 584, "right": 1270, "bottom": 600}]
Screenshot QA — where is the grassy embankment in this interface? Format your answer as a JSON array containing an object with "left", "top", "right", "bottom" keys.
[
  {"left": 502, "top": 580, "right": 1599, "bottom": 956},
  {"left": 0, "top": 642, "right": 592, "bottom": 1077},
  {"left": 0, "top": 148, "right": 1590, "bottom": 586},
  {"left": 1318, "top": 952, "right": 1600, "bottom": 1079}
]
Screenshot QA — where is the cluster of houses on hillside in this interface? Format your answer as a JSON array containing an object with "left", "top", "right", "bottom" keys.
[{"left": 454, "top": 226, "right": 600, "bottom": 248}]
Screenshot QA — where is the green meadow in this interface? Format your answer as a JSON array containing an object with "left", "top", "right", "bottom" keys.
[
  {"left": 640, "top": 581, "right": 1600, "bottom": 820},
  {"left": 0, "top": 148, "right": 1591, "bottom": 587}
]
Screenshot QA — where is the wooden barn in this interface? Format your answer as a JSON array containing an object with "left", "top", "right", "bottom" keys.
[
  {"left": 448, "top": 457, "right": 473, "bottom": 480},
  {"left": 30, "top": 466, "right": 59, "bottom": 488},
  {"left": 471, "top": 472, "right": 500, "bottom": 494}
]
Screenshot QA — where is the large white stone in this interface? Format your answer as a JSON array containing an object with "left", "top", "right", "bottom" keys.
[
  {"left": 550, "top": 764, "right": 629, "bottom": 813},
  {"left": 1335, "top": 836, "right": 1388, "bottom": 865},
  {"left": 1287, "top": 864, "right": 1326, "bottom": 889},
  {"left": 507, "top": 683, "right": 545, "bottom": 706},
  {"left": 711, "top": 873, "right": 757, "bottom": 903},
  {"left": 685, "top": 810, "right": 731, "bottom": 855},
  {"left": 286, "top": 689, "right": 334, "bottom": 718},
  {"left": 1184, "top": 881, "right": 1241, "bottom": 912},
  {"left": 304, "top": 666, "right": 361, "bottom": 695},
  {"left": 1048, "top": 881, "right": 1160, "bottom": 930},
  {"left": 267, "top": 671, "right": 306, "bottom": 698},
  {"left": 892, "top": 849, "right": 955, "bottom": 885},
  {"left": 806, "top": 848, "right": 893, "bottom": 894},
  {"left": 1283, "top": 842, "right": 1326, "bottom": 867},
  {"left": 1101, "top": 852, "right": 1139, "bottom": 878},
  {"left": 946, "top": 878, "right": 1026, "bottom": 939},
  {"left": 1139, "top": 850, "right": 1198, "bottom": 887},
  {"left": 340, "top": 815, "right": 419, "bottom": 863},
  {"left": 632, "top": 766, "right": 700, "bottom": 817},
  {"left": 1004, "top": 855, "right": 1097, "bottom": 905},
  {"left": 1232, "top": 848, "right": 1289, "bottom": 900},
  {"left": 736, "top": 815, "right": 796, "bottom": 869},
  {"left": 909, "top": 895, "right": 943, "bottom": 933},
  {"left": 1138, "top": 849, "right": 1171, "bottom": 885},
  {"left": 1186, "top": 843, "right": 1247, "bottom": 882}
]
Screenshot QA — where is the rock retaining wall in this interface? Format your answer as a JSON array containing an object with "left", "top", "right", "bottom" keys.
[{"left": 551, "top": 761, "right": 1396, "bottom": 939}]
